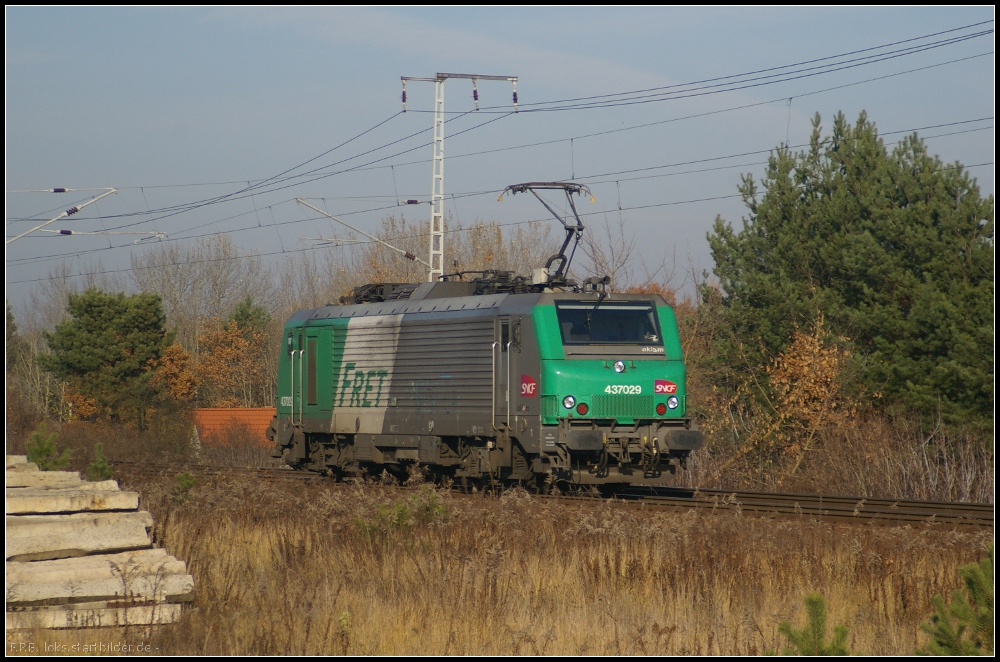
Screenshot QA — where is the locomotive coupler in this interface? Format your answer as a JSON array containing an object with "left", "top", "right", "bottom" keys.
[{"left": 638, "top": 434, "right": 661, "bottom": 477}]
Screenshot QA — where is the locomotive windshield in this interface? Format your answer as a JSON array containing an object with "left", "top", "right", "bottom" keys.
[{"left": 555, "top": 301, "right": 662, "bottom": 345}]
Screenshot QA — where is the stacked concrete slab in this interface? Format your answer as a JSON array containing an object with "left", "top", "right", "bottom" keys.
[{"left": 5, "top": 455, "right": 194, "bottom": 630}]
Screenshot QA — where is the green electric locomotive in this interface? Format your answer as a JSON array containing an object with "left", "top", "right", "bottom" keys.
[{"left": 267, "top": 183, "right": 703, "bottom": 485}]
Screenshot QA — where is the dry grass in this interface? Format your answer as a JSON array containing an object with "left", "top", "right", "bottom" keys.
[
  {"left": 5, "top": 418, "right": 282, "bottom": 472},
  {"left": 6, "top": 418, "right": 194, "bottom": 471},
  {"left": 6, "top": 398, "right": 991, "bottom": 654},
  {"left": 8, "top": 472, "right": 990, "bottom": 655},
  {"left": 676, "top": 414, "right": 994, "bottom": 504},
  {"left": 674, "top": 304, "right": 994, "bottom": 504}
]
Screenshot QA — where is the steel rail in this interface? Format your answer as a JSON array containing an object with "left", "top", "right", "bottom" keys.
[{"left": 610, "top": 486, "right": 993, "bottom": 527}]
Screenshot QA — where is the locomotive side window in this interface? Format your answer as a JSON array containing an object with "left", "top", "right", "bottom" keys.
[{"left": 555, "top": 301, "right": 662, "bottom": 345}]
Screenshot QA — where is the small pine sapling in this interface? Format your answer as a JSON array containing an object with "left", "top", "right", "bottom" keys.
[
  {"left": 173, "top": 472, "right": 197, "bottom": 503},
  {"left": 85, "top": 442, "right": 114, "bottom": 481},
  {"left": 919, "top": 545, "right": 994, "bottom": 655},
  {"left": 25, "top": 425, "right": 72, "bottom": 471},
  {"left": 777, "top": 592, "right": 850, "bottom": 655}
]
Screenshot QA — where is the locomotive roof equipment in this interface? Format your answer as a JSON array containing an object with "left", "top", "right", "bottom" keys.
[{"left": 499, "top": 182, "right": 595, "bottom": 290}]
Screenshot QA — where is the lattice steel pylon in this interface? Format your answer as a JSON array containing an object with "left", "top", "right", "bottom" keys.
[
  {"left": 429, "top": 78, "right": 445, "bottom": 281},
  {"left": 401, "top": 73, "right": 518, "bottom": 281}
]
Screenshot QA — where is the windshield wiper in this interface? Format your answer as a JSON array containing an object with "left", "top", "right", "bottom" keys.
[{"left": 585, "top": 290, "right": 608, "bottom": 329}]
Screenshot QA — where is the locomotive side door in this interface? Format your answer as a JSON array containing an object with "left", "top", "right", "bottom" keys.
[
  {"left": 301, "top": 327, "right": 331, "bottom": 421},
  {"left": 291, "top": 327, "right": 332, "bottom": 425},
  {"left": 291, "top": 330, "right": 304, "bottom": 425},
  {"left": 493, "top": 317, "right": 511, "bottom": 429}
]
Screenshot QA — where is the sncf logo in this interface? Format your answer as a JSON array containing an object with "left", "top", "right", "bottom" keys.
[
  {"left": 521, "top": 374, "right": 537, "bottom": 397},
  {"left": 654, "top": 379, "right": 677, "bottom": 394}
]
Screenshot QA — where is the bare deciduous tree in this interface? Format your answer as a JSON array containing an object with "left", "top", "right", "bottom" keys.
[
  {"left": 274, "top": 243, "right": 355, "bottom": 320},
  {"left": 129, "top": 235, "right": 274, "bottom": 352},
  {"left": 350, "top": 215, "right": 426, "bottom": 285},
  {"left": 21, "top": 262, "right": 122, "bottom": 336},
  {"left": 273, "top": 215, "right": 556, "bottom": 318},
  {"left": 450, "top": 219, "right": 553, "bottom": 276},
  {"left": 578, "top": 213, "right": 636, "bottom": 291}
]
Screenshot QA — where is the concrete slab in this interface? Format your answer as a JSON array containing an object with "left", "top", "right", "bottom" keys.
[
  {"left": 6, "top": 549, "right": 192, "bottom": 599},
  {"left": 5, "top": 488, "right": 139, "bottom": 514},
  {"left": 6, "top": 479, "right": 120, "bottom": 492},
  {"left": 6, "top": 548, "right": 176, "bottom": 582},
  {"left": 5, "top": 458, "right": 39, "bottom": 473},
  {"left": 5, "top": 471, "right": 83, "bottom": 489},
  {"left": 6, "top": 602, "right": 182, "bottom": 630},
  {"left": 6, "top": 570, "right": 194, "bottom": 606},
  {"left": 5, "top": 511, "right": 153, "bottom": 561}
]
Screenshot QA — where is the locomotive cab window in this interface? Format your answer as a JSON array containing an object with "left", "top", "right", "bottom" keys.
[{"left": 555, "top": 301, "right": 662, "bottom": 345}]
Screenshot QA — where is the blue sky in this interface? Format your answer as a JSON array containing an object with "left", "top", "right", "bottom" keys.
[{"left": 5, "top": 7, "right": 995, "bottom": 312}]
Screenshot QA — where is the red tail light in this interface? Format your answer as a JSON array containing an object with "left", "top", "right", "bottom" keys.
[
  {"left": 576, "top": 403, "right": 589, "bottom": 415},
  {"left": 656, "top": 402, "right": 667, "bottom": 416}
]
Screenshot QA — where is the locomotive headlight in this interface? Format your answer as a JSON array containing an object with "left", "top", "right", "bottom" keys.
[
  {"left": 563, "top": 395, "right": 576, "bottom": 409},
  {"left": 613, "top": 360, "right": 626, "bottom": 373},
  {"left": 666, "top": 396, "right": 679, "bottom": 410}
]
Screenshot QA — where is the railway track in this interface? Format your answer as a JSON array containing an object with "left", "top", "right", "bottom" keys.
[
  {"left": 609, "top": 485, "right": 994, "bottom": 528},
  {"left": 110, "top": 461, "right": 993, "bottom": 528},
  {"left": 113, "top": 461, "right": 322, "bottom": 482}
]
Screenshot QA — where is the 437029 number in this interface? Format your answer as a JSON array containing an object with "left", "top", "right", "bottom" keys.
[{"left": 604, "top": 384, "right": 642, "bottom": 394}]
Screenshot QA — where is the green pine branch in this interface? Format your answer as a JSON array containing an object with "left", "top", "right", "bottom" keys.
[
  {"left": 777, "top": 592, "right": 850, "bottom": 655},
  {"left": 919, "top": 545, "right": 994, "bottom": 655},
  {"left": 84, "top": 442, "right": 114, "bottom": 481},
  {"left": 25, "top": 425, "right": 72, "bottom": 471}
]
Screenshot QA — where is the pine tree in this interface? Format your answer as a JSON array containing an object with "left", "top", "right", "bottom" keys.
[
  {"left": 229, "top": 296, "right": 271, "bottom": 338},
  {"left": 919, "top": 546, "right": 994, "bottom": 655},
  {"left": 706, "top": 111, "right": 993, "bottom": 428},
  {"left": 38, "top": 288, "right": 171, "bottom": 428},
  {"left": 777, "top": 592, "right": 850, "bottom": 655}
]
